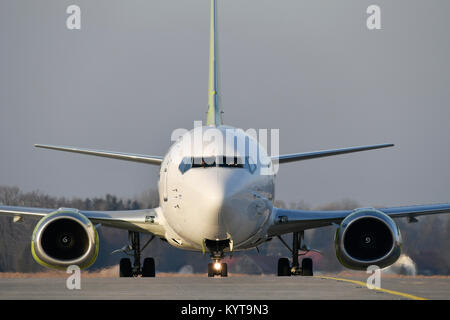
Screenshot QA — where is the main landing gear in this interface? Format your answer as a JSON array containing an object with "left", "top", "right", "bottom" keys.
[
  {"left": 277, "top": 231, "right": 314, "bottom": 276},
  {"left": 118, "top": 231, "right": 156, "bottom": 277}
]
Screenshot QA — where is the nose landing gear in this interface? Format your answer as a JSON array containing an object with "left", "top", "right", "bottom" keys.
[
  {"left": 205, "top": 239, "right": 230, "bottom": 277},
  {"left": 208, "top": 260, "right": 228, "bottom": 277}
]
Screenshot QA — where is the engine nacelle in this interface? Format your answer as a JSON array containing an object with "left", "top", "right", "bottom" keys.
[
  {"left": 32, "top": 209, "right": 99, "bottom": 270},
  {"left": 335, "top": 208, "right": 402, "bottom": 270}
]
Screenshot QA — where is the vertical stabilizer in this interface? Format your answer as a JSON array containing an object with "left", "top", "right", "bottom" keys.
[{"left": 206, "top": 0, "right": 223, "bottom": 126}]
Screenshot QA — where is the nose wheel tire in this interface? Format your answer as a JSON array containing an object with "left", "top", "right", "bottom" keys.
[
  {"left": 142, "top": 257, "right": 156, "bottom": 277},
  {"left": 119, "top": 258, "right": 133, "bottom": 277},
  {"left": 277, "top": 258, "right": 291, "bottom": 276},
  {"left": 220, "top": 263, "right": 228, "bottom": 277},
  {"left": 208, "top": 262, "right": 228, "bottom": 277},
  {"left": 208, "top": 263, "right": 214, "bottom": 277}
]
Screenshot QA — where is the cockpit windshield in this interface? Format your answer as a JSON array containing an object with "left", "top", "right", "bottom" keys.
[{"left": 179, "top": 156, "right": 256, "bottom": 174}]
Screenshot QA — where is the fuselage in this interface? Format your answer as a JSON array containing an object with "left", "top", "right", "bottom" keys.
[{"left": 158, "top": 125, "right": 275, "bottom": 252}]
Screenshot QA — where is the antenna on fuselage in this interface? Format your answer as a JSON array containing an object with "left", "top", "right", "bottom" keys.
[{"left": 206, "top": 0, "right": 223, "bottom": 127}]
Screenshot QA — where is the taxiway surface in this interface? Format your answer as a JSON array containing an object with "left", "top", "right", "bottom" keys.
[{"left": 0, "top": 275, "right": 448, "bottom": 300}]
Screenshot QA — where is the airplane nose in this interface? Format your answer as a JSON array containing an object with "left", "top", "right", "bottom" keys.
[
  {"left": 188, "top": 170, "right": 246, "bottom": 240},
  {"left": 204, "top": 181, "right": 227, "bottom": 218}
]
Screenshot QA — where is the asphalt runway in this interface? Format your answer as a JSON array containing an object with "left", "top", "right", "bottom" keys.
[{"left": 0, "top": 275, "right": 448, "bottom": 300}]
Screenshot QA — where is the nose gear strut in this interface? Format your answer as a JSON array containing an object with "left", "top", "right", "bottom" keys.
[{"left": 205, "top": 239, "right": 229, "bottom": 277}]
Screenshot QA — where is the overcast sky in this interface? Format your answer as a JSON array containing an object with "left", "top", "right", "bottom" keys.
[{"left": 1, "top": 0, "right": 450, "bottom": 208}]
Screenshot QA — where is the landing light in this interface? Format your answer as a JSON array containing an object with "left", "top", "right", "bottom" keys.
[{"left": 214, "top": 262, "right": 221, "bottom": 271}]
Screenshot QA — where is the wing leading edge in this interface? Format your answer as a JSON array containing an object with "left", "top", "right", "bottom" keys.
[
  {"left": 273, "top": 144, "right": 394, "bottom": 164},
  {"left": 0, "top": 205, "right": 166, "bottom": 238},
  {"left": 268, "top": 203, "right": 450, "bottom": 236},
  {"left": 34, "top": 144, "right": 163, "bottom": 165}
]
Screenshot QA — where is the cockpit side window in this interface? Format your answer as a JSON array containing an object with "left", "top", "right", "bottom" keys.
[
  {"left": 246, "top": 156, "right": 257, "bottom": 173},
  {"left": 178, "top": 158, "right": 192, "bottom": 174}
]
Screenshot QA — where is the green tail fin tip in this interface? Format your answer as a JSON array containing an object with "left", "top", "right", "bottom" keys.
[{"left": 206, "top": 0, "right": 223, "bottom": 126}]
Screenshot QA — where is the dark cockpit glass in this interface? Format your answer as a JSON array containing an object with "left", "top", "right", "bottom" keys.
[
  {"left": 217, "top": 156, "right": 244, "bottom": 168},
  {"left": 179, "top": 156, "right": 256, "bottom": 174},
  {"left": 192, "top": 156, "right": 216, "bottom": 168}
]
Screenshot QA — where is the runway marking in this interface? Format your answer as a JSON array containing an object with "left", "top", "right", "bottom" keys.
[{"left": 316, "top": 276, "right": 428, "bottom": 300}]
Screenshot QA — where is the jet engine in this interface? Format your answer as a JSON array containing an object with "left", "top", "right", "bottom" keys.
[
  {"left": 31, "top": 209, "right": 99, "bottom": 270},
  {"left": 335, "top": 208, "right": 402, "bottom": 270}
]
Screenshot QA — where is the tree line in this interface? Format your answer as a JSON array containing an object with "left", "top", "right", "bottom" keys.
[{"left": 0, "top": 186, "right": 448, "bottom": 274}]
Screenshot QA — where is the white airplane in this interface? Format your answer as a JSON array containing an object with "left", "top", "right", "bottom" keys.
[{"left": 1, "top": 0, "right": 449, "bottom": 278}]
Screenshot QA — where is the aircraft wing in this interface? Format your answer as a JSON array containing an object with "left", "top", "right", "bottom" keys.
[
  {"left": 0, "top": 205, "right": 166, "bottom": 238},
  {"left": 34, "top": 144, "right": 163, "bottom": 165},
  {"left": 267, "top": 203, "right": 450, "bottom": 236},
  {"left": 272, "top": 144, "right": 394, "bottom": 164}
]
